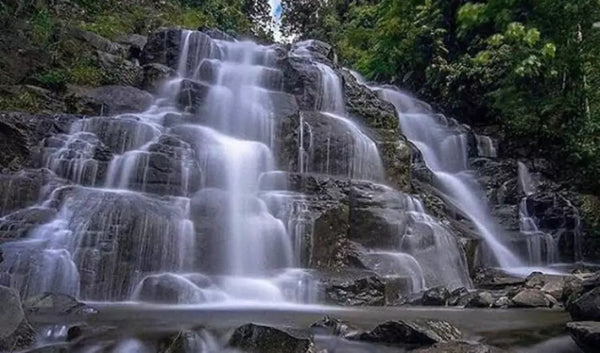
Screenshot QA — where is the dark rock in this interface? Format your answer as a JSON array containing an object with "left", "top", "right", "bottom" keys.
[
  {"left": 0, "top": 285, "right": 36, "bottom": 351},
  {"left": 0, "top": 206, "right": 57, "bottom": 240},
  {"left": 349, "top": 319, "right": 461, "bottom": 346},
  {"left": 320, "top": 270, "right": 386, "bottom": 306},
  {"left": 473, "top": 268, "right": 525, "bottom": 289},
  {"left": 229, "top": 323, "right": 315, "bottom": 353},
  {"left": 175, "top": 79, "right": 211, "bottom": 113},
  {"left": 0, "top": 85, "right": 67, "bottom": 113},
  {"left": 96, "top": 51, "right": 143, "bottom": 87},
  {"left": 567, "top": 321, "right": 600, "bottom": 353},
  {"left": 465, "top": 291, "right": 495, "bottom": 308},
  {"left": 0, "top": 169, "right": 66, "bottom": 217},
  {"left": 525, "top": 272, "right": 571, "bottom": 301},
  {"left": 141, "top": 28, "right": 183, "bottom": 68},
  {"left": 510, "top": 289, "right": 551, "bottom": 308},
  {"left": 413, "top": 341, "right": 506, "bottom": 353},
  {"left": 66, "top": 85, "right": 153, "bottom": 116},
  {"left": 115, "top": 33, "right": 148, "bottom": 60},
  {"left": 422, "top": 286, "right": 451, "bottom": 306},
  {"left": 448, "top": 287, "right": 471, "bottom": 306},
  {"left": 68, "top": 27, "right": 127, "bottom": 56},
  {"left": 568, "top": 287, "right": 600, "bottom": 321},
  {"left": 341, "top": 69, "right": 398, "bottom": 130},
  {"left": 201, "top": 27, "right": 236, "bottom": 42},
  {"left": 0, "top": 112, "right": 82, "bottom": 173},
  {"left": 141, "top": 63, "right": 176, "bottom": 93}
]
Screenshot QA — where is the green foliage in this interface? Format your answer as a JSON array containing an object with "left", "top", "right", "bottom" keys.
[
  {"left": 35, "top": 69, "right": 69, "bottom": 90},
  {"left": 31, "top": 8, "right": 55, "bottom": 45}
]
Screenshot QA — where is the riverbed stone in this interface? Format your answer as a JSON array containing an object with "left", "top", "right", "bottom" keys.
[
  {"left": 510, "top": 289, "right": 551, "bottom": 308},
  {"left": 413, "top": 341, "right": 506, "bottom": 353},
  {"left": 466, "top": 291, "right": 495, "bottom": 308},
  {"left": 422, "top": 286, "right": 451, "bottom": 306},
  {"left": 568, "top": 287, "right": 600, "bottom": 321},
  {"left": 567, "top": 321, "right": 600, "bottom": 353},
  {"left": 229, "top": 323, "right": 315, "bottom": 353},
  {"left": 349, "top": 319, "right": 462, "bottom": 347}
]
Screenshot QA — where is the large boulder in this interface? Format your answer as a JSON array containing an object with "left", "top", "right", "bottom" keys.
[
  {"left": 66, "top": 85, "right": 153, "bottom": 116},
  {"left": 510, "top": 289, "right": 551, "bottom": 308},
  {"left": 568, "top": 287, "right": 600, "bottom": 321},
  {"left": 141, "top": 28, "right": 183, "bottom": 68},
  {"left": 141, "top": 63, "right": 176, "bottom": 93},
  {"left": 0, "top": 286, "right": 35, "bottom": 351},
  {"left": 567, "top": 321, "right": 600, "bottom": 353},
  {"left": 0, "top": 169, "right": 66, "bottom": 217},
  {"left": 349, "top": 320, "right": 461, "bottom": 347},
  {"left": 96, "top": 51, "right": 143, "bottom": 87},
  {"left": 320, "top": 271, "right": 386, "bottom": 306},
  {"left": 229, "top": 324, "right": 315, "bottom": 353}
]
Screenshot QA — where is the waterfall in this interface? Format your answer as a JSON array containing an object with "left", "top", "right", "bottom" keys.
[{"left": 376, "top": 88, "right": 524, "bottom": 269}]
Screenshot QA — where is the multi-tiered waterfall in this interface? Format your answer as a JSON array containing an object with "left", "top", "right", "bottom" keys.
[{"left": 1, "top": 31, "right": 479, "bottom": 306}]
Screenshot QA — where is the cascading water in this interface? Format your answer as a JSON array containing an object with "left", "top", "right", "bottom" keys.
[
  {"left": 0, "top": 30, "right": 315, "bottom": 304},
  {"left": 376, "top": 88, "right": 525, "bottom": 270}
]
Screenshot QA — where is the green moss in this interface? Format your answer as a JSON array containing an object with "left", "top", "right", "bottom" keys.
[
  {"left": 69, "top": 63, "right": 110, "bottom": 86},
  {"left": 0, "top": 91, "right": 44, "bottom": 113},
  {"left": 31, "top": 8, "right": 55, "bottom": 45},
  {"left": 35, "top": 69, "right": 69, "bottom": 90}
]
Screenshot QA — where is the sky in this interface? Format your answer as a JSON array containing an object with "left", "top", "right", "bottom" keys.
[{"left": 269, "top": 0, "right": 283, "bottom": 20}]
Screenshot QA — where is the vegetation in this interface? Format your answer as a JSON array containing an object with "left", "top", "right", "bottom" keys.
[{"left": 282, "top": 0, "right": 600, "bottom": 194}]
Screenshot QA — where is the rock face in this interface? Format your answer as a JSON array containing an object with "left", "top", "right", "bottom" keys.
[
  {"left": 350, "top": 320, "right": 462, "bottom": 347},
  {"left": 567, "top": 321, "right": 600, "bottom": 353},
  {"left": 413, "top": 341, "right": 506, "bottom": 353},
  {"left": 229, "top": 324, "right": 315, "bottom": 353},
  {"left": 510, "top": 289, "right": 551, "bottom": 308},
  {"left": 0, "top": 286, "right": 35, "bottom": 351},
  {"left": 65, "top": 85, "right": 153, "bottom": 115},
  {"left": 422, "top": 286, "right": 451, "bottom": 306}
]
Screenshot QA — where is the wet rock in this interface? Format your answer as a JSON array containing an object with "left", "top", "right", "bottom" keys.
[
  {"left": 466, "top": 291, "right": 495, "bottom": 308},
  {"left": 510, "top": 289, "right": 551, "bottom": 308},
  {"left": 141, "top": 63, "right": 176, "bottom": 93},
  {"left": 66, "top": 85, "right": 153, "bottom": 116},
  {"left": 340, "top": 69, "right": 398, "bottom": 130},
  {"left": 567, "top": 321, "right": 600, "bottom": 353},
  {"left": 0, "top": 169, "right": 66, "bottom": 217},
  {"left": 568, "top": 287, "right": 600, "bottom": 321},
  {"left": 349, "top": 319, "right": 461, "bottom": 346},
  {"left": 422, "top": 286, "right": 451, "bottom": 306},
  {"left": 473, "top": 268, "right": 525, "bottom": 289},
  {"left": 134, "top": 273, "right": 216, "bottom": 304},
  {"left": 0, "top": 112, "right": 82, "bottom": 172},
  {"left": 0, "top": 206, "right": 57, "bottom": 240},
  {"left": 311, "top": 316, "right": 359, "bottom": 337},
  {"left": 413, "top": 341, "right": 506, "bottom": 353},
  {"left": 24, "top": 292, "right": 97, "bottom": 317},
  {"left": 375, "top": 130, "right": 412, "bottom": 191},
  {"left": 0, "top": 285, "right": 36, "bottom": 351},
  {"left": 175, "top": 79, "right": 211, "bottom": 113},
  {"left": 141, "top": 28, "right": 183, "bottom": 68},
  {"left": 448, "top": 287, "right": 471, "bottom": 306},
  {"left": 229, "top": 323, "right": 315, "bottom": 353},
  {"left": 201, "top": 27, "right": 236, "bottom": 42},
  {"left": 320, "top": 270, "right": 386, "bottom": 306}
]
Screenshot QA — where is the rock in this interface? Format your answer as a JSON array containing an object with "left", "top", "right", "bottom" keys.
[
  {"left": 24, "top": 292, "right": 97, "bottom": 317},
  {"left": 568, "top": 287, "right": 600, "bottom": 321},
  {"left": 0, "top": 206, "right": 57, "bottom": 240},
  {"left": 412, "top": 341, "right": 506, "bottom": 353},
  {"left": 466, "top": 291, "right": 495, "bottom": 308},
  {"left": 525, "top": 272, "right": 569, "bottom": 301},
  {"left": 320, "top": 271, "right": 386, "bottom": 306},
  {"left": 0, "top": 169, "right": 66, "bottom": 217},
  {"left": 510, "top": 289, "right": 551, "bottom": 308},
  {"left": 141, "top": 28, "right": 183, "bottom": 67},
  {"left": 0, "top": 84, "right": 67, "bottom": 113},
  {"left": 141, "top": 63, "right": 176, "bottom": 93},
  {"left": 341, "top": 69, "right": 398, "bottom": 130},
  {"left": 493, "top": 296, "right": 512, "bottom": 308},
  {"left": 66, "top": 85, "right": 153, "bottom": 115},
  {"left": 96, "top": 51, "right": 142, "bottom": 87},
  {"left": 68, "top": 27, "right": 127, "bottom": 56},
  {"left": 422, "top": 286, "right": 451, "bottom": 306},
  {"left": 567, "top": 321, "right": 600, "bottom": 353},
  {"left": 133, "top": 273, "right": 223, "bottom": 304},
  {"left": 0, "top": 286, "right": 36, "bottom": 351},
  {"left": 175, "top": 79, "right": 212, "bottom": 113},
  {"left": 473, "top": 268, "right": 525, "bottom": 289},
  {"left": 448, "top": 287, "right": 471, "bottom": 306},
  {"left": 350, "top": 319, "right": 461, "bottom": 346},
  {"left": 201, "top": 27, "right": 236, "bottom": 42},
  {"left": 311, "top": 316, "right": 358, "bottom": 337},
  {"left": 115, "top": 33, "right": 148, "bottom": 59},
  {"left": 229, "top": 323, "right": 315, "bottom": 353},
  {"left": 0, "top": 112, "right": 83, "bottom": 173}
]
